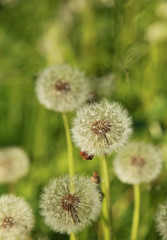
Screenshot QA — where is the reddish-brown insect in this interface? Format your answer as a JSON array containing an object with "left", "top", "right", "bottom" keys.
[{"left": 79, "top": 151, "right": 94, "bottom": 160}]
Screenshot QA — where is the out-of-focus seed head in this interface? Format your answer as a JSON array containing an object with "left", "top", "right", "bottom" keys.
[
  {"left": 155, "top": 199, "right": 167, "bottom": 240},
  {"left": 40, "top": 176, "right": 102, "bottom": 234},
  {"left": 72, "top": 100, "right": 132, "bottom": 156},
  {"left": 35, "top": 64, "right": 90, "bottom": 112},
  {"left": 0, "top": 147, "right": 30, "bottom": 184},
  {"left": 113, "top": 141, "right": 162, "bottom": 185},
  {"left": 95, "top": 73, "right": 116, "bottom": 98},
  {"left": 0, "top": 194, "right": 34, "bottom": 240}
]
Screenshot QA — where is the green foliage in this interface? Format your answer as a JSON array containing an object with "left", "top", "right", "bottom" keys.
[{"left": 0, "top": 0, "right": 166, "bottom": 239}]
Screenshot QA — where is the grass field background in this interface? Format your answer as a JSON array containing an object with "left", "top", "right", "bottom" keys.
[{"left": 0, "top": 0, "right": 167, "bottom": 239}]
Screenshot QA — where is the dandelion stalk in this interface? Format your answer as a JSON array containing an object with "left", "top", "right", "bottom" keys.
[
  {"left": 70, "top": 232, "right": 78, "bottom": 240},
  {"left": 62, "top": 113, "right": 76, "bottom": 240},
  {"left": 62, "top": 112, "right": 75, "bottom": 178},
  {"left": 100, "top": 155, "right": 113, "bottom": 240},
  {"left": 130, "top": 184, "right": 140, "bottom": 240},
  {"left": 8, "top": 183, "right": 15, "bottom": 193}
]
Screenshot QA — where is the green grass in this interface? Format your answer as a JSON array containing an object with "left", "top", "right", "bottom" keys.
[{"left": 0, "top": 0, "right": 167, "bottom": 239}]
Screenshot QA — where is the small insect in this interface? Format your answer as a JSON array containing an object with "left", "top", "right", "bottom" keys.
[{"left": 79, "top": 151, "right": 94, "bottom": 160}]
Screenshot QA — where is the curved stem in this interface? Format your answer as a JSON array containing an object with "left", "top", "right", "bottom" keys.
[
  {"left": 62, "top": 113, "right": 75, "bottom": 177},
  {"left": 130, "top": 184, "right": 140, "bottom": 240},
  {"left": 100, "top": 155, "right": 113, "bottom": 240}
]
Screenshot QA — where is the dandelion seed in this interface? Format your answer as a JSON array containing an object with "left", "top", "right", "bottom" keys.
[
  {"left": 0, "top": 147, "right": 30, "bottom": 184},
  {"left": 0, "top": 194, "right": 34, "bottom": 240},
  {"left": 113, "top": 141, "right": 162, "bottom": 184},
  {"left": 35, "top": 64, "right": 90, "bottom": 112},
  {"left": 72, "top": 100, "right": 132, "bottom": 156},
  {"left": 155, "top": 199, "right": 167, "bottom": 240},
  {"left": 40, "top": 176, "right": 102, "bottom": 234}
]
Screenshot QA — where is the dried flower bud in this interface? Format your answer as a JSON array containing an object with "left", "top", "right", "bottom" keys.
[
  {"left": 91, "top": 171, "right": 101, "bottom": 184},
  {"left": 40, "top": 176, "right": 102, "bottom": 234}
]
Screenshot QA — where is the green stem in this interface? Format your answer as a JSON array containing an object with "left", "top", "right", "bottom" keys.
[
  {"left": 62, "top": 113, "right": 75, "bottom": 177},
  {"left": 62, "top": 113, "right": 77, "bottom": 240},
  {"left": 100, "top": 155, "right": 113, "bottom": 240},
  {"left": 8, "top": 183, "right": 15, "bottom": 193},
  {"left": 130, "top": 184, "right": 140, "bottom": 240},
  {"left": 70, "top": 232, "right": 78, "bottom": 240}
]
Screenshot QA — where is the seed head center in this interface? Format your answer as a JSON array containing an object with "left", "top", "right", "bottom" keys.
[
  {"left": 61, "top": 194, "right": 80, "bottom": 211},
  {"left": 2, "top": 216, "right": 14, "bottom": 229},
  {"left": 91, "top": 119, "right": 111, "bottom": 135},
  {"left": 131, "top": 156, "right": 146, "bottom": 168},
  {"left": 0, "top": 158, "right": 13, "bottom": 172},
  {"left": 55, "top": 80, "right": 71, "bottom": 92}
]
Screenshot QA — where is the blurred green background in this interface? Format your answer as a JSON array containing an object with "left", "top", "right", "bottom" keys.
[{"left": 0, "top": 0, "right": 167, "bottom": 239}]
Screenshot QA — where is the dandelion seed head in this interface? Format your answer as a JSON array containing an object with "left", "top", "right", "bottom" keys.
[
  {"left": 0, "top": 147, "right": 30, "bottom": 184},
  {"left": 113, "top": 142, "right": 162, "bottom": 184},
  {"left": 156, "top": 2, "right": 167, "bottom": 20},
  {"left": 145, "top": 22, "right": 167, "bottom": 43},
  {"left": 40, "top": 176, "right": 102, "bottom": 234},
  {"left": 35, "top": 64, "right": 90, "bottom": 112},
  {"left": 155, "top": 199, "right": 167, "bottom": 240},
  {"left": 0, "top": 194, "right": 34, "bottom": 240},
  {"left": 72, "top": 100, "right": 132, "bottom": 156}
]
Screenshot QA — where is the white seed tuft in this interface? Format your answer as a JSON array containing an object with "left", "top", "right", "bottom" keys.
[
  {"left": 72, "top": 100, "right": 132, "bottom": 156},
  {"left": 39, "top": 176, "right": 102, "bottom": 234},
  {"left": 155, "top": 199, "right": 167, "bottom": 240},
  {"left": 113, "top": 141, "right": 162, "bottom": 184},
  {"left": 0, "top": 147, "right": 30, "bottom": 184},
  {"left": 0, "top": 194, "right": 34, "bottom": 240},
  {"left": 35, "top": 64, "right": 90, "bottom": 112}
]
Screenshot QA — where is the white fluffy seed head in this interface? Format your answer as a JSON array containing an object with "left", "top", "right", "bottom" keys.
[
  {"left": 35, "top": 64, "right": 90, "bottom": 112},
  {"left": 113, "top": 141, "right": 162, "bottom": 185},
  {"left": 155, "top": 199, "right": 167, "bottom": 240},
  {"left": 0, "top": 147, "right": 30, "bottom": 184},
  {"left": 0, "top": 194, "right": 34, "bottom": 240},
  {"left": 71, "top": 100, "right": 132, "bottom": 156},
  {"left": 40, "top": 176, "right": 102, "bottom": 234}
]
